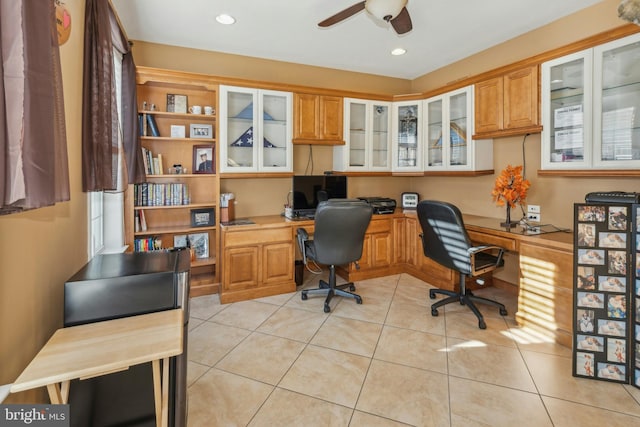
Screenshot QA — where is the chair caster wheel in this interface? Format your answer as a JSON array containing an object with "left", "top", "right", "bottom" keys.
[
  {"left": 500, "top": 308, "right": 508, "bottom": 316},
  {"left": 479, "top": 320, "right": 487, "bottom": 329},
  {"left": 349, "top": 284, "right": 356, "bottom": 291},
  {"left": 355, "top": 296, "right": 363, "bottom": 304},
  {"left": 324, "top": 304, "right": 331, "bottom": 313},
  {"left": 431, "top": 308, "right": 439, "bottom": 317},
  {"left": 301, "top": 292, "right": 308, "bottom": 301},
  {"left": 429, "top": 290, "right": 436, "bottom": 299}
]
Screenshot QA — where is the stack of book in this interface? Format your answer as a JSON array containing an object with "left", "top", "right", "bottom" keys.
[
  {"left": 134, "top": 183, "right": 190, "bottom": 206},
  {"left": 133, "top": 236, "right": 163, "bottom": 252},
  {"left": 141, "top": 147, "right": 164, "bottom": 175}
]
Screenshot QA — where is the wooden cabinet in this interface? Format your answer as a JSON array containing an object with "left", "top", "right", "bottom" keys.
[
  {"left": 516, "top": 241, "right": 573, "bottom": 347},
  {"left": 541, "top": 32, "right": 640, "bottom": 171},
  {"left": 219, "top": 85, "right": 293, "bottom": 173},
  {"left": 474, "top": 65, "right": 541, "bottom": 139},
  {"left": 293, "top": 93, "right": 344, "bottom": 145},
  {"left": 425, "top": 85, "right": 493, "bottom": 172},
  {"left": 334, "top": 98, "right": 391, "bottom": 171},
  {"left": 221, "top": 224, "right": 295, "bottom": 303},
  {"left": 391, "top": 100, "right": 422, "bottom": 172},
  {"left": 125, "top": 67, "right": 219, "bottom": 296}
]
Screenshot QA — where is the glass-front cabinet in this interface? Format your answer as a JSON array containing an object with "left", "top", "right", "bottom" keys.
[
  {"left": 594, "top": 34, "right": 640, "bottom": 168},
  {"left": 424, "top": 85, "right": 492, "bottom": 171},
  {"left": 391, "top": 100, "right": 422, "bottom": 172},
  {"left": 334, "top": 98, "right": 391, "bottom": 171},
  {"left": 541, "top": 50, "right": 592, "bottom": 169},
  {"left": 219, "top": 85, "right": 292, "bottom": 173},
  {"left": 542, "top": 32, "right": 640, "bottom": 170}
]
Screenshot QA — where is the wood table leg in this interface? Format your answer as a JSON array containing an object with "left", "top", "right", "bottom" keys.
[
  {"left": 161, "top": 357, "right": 169, "bottom": 427},
  {"left": 46, "top": 381, "right": 69, "bottom": 404},
  {"left": 152, "top": 360, "right": 162, "bottom": 426},
  {"left": 152, "top": 358, "right": 170, "bottom": 427}
]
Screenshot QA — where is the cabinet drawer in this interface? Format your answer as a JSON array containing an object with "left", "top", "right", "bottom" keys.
[
  {"left": 367, "top": 218, "right": 391, "bottom": 234},
  {"left": 225, "top": 227, "right": 291, "bottom": 246},
  {"left": 467, "top": 230, "right": 517, "bottom": 251}
]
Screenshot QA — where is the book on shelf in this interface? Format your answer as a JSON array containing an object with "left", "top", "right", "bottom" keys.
[
  {"left": 157, "top": 153, "right": 164, "bottom": 174},
  {"left": 139, "top": 209, "right": 147, "bottom": 231},
  {"left": 152, "top": 157, "right": 160, "bottom": 175},
  {"left": 138, "top": 113, "right": 146, "bottom": 136},
  {"left": 146, "top": 114, "right": 160, "bottom": 137},
  {"left": 134, "top": 211, "right": 140, "bottom": 233}
]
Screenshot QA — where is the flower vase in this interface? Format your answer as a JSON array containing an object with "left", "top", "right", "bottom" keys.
[{"left": 501, "top": 204, "right": 517, "bottom": 228}]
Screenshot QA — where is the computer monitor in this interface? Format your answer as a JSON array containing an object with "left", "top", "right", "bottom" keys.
[{"left": 291, "top": 175, "right": 347, "bottom": 217}]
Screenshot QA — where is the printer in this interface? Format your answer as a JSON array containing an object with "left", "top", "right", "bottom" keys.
[{"left": 357, "top": 197, "right": 397, "bottom": 214}]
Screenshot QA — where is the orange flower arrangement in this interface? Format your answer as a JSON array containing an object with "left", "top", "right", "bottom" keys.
[{"left": 492, "top": 165, "right": 530, "bottom": 208}]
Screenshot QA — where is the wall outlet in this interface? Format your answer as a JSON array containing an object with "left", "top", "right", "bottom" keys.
[
  {"left": 527, "top": 213, "right": 541, "bottom": 222},
  {"left": 527, "top": 204, "right": 540, "bottom": 214}
]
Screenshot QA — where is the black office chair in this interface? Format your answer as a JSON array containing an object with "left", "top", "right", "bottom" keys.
[
  {"left": 417, "top": 200, "right": 508, "bottom": 329},
  {"left": 297, "top": 199, "right": 373, "bottom": 313}
]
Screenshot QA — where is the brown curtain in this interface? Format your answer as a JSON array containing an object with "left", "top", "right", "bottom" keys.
[
  {"left": 109, "top": 7, "right": 145, "bottom": 184},
  {"left": 82, "top": 0, "right": 144, "bottom": 192},
  {"left": 0, "top": 0, "right": 70, "bottom": 214},
  {"left": 82, "top": 0, "right": 118, "bottom": 191}
]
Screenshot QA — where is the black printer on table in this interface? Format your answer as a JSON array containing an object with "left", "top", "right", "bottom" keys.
[{"left": 357, "top": 197, "right": 397, "bottom": 214}]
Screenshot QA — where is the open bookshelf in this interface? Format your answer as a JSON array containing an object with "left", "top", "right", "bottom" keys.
[{"left": 124, "top": 67, "right": 220, "bottom": 296}]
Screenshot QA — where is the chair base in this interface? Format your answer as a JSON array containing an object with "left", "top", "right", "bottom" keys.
[
  {"left": 429, "top": 287, "right": 507, "bottom": 329},
  {"left": 301, "top": 266, "right": 362, "bottom": 313}
]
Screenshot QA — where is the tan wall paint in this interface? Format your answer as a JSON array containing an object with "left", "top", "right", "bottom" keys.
[
  {"left": 131, "top": 41, "right": 411, "bottom": 95},
  {"left": 0, "top": 0, "right": 88, "bottom": 403}
]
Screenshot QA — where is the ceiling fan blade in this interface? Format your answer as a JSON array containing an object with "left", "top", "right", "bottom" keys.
[
  {"left": 318, "top": 1, "right": 366, "bottom": 27},
  {"left": 390, "top": 7, "right": 412, "bottom": 34}
]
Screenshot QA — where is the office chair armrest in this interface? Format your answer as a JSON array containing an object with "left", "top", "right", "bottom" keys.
[{"left": 296, "top": 228, "right": 310, "bottom": 264}]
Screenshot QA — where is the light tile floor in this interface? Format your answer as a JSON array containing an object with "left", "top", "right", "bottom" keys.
[{"left": 186, "top": 273, "right": 640, "bottom": 426}]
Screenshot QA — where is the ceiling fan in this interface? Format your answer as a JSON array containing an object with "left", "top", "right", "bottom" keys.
[{"left": 318, "top": 0, "right": 413, "bottom": 35}]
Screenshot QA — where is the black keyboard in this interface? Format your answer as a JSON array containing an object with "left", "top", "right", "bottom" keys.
[{"left": 585, "top": 192, "right": 640, "bottom": 204}]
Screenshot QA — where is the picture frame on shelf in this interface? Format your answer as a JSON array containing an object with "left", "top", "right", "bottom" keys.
[
  {"left": 167, "top": 94, "right": 187, "bottom": 113},
  {"left": 190, "top": 123, "right": 213, "bottom": 139},
  {"left": 188, "top": 232, "right": 209, "bottom": 259},
  {"left": 190, "top": 208, "right": 215, "bottom": 227},
  {"left": 193, "top": 145, "right": 214, "bottom": 174},
  {"left": 173, "top": 234, "right": 188, "bottom": 248},
  {"left": 170, "top": 125, "right": 186, "bottom": 138}
]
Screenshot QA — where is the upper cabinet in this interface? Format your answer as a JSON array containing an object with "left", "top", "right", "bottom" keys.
[
  {"left": 474, "top": 65, "right": 541, "bottom": 139},
  {"left": 293, "top": 93, "right": 344, "bottom": 145},
  {"left": 391, "top": 100, "right": 422, "bottom": 172},
  {"left": 541, "top": 32, "right": 640, "bottom": 170},
  {"left": 219, "top": 85, "right": 293, "bottom": 173},
  {"left": 424, "top": 85, "right": 492, "bottom": 172},
  {"left": 333, "top": 98, "right": 391, "bottom": 171}
]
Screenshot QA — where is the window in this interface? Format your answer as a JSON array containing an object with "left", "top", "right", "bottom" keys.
[{"left": 88, "top": 47, "right": 126, "bottom": 257}]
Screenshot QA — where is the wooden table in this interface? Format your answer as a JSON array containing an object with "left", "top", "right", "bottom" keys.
[{"left": 11, "top": 309, "right": 183, "bottom": 427}]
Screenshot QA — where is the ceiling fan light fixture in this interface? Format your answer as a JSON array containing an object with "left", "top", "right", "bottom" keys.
[
  {"left": 215, "top": 14, "right": 236, "bottom": 25},
  {"left": 391, "top": 48, "right": 406, "bottom": 56},
  {"left": 365, "top": 0, "right": 408, "bottom": 22}
]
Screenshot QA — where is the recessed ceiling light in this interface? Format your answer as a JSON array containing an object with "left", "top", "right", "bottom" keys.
[
  {"left": 216, "top": 14, "right": 236, "bottom": 25},
  {"left": 391, "top": 48, "right": 406, "bottom": 56}
]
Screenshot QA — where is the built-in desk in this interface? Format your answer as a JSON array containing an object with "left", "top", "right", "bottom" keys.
[
  {"left": 462, "top": 215, "right": 574, "bottom": 347},
  {"left": 221, "top": 212, "right": 574, "bottom": 347}
]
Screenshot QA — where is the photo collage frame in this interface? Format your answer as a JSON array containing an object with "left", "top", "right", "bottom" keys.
[{"left": 573, "top": 203, "right": 632, "bottom": 384}]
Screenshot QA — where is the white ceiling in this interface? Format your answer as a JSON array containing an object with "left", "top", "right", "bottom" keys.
[{"left": 111, "top": 0, "right": 604, "bottom": 80}]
